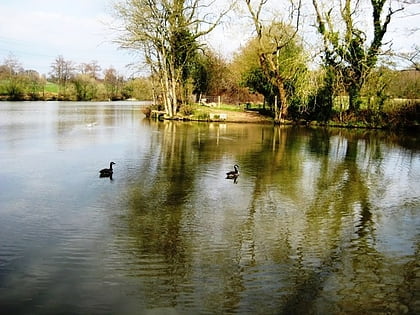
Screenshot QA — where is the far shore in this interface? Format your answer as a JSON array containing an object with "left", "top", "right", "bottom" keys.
[
  {"left": 1, "top": 99, "right": 418, "bottom": 130},
  {"left": 146, "top": 104, "right": 420, "bottom": 131}
]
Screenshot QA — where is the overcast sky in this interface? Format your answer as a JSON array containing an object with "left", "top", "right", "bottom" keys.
[{"left": 0, "top": 0, "right": 419, "bottom": 77}]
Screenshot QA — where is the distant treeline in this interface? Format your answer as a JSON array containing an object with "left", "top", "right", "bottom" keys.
[{"left": 0, "top": 55, "right": 153, "bottom": 101}]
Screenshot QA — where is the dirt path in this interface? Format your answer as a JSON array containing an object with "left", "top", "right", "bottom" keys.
[{"left": 210, "top": 109, "right": 273, "bottom": 123}]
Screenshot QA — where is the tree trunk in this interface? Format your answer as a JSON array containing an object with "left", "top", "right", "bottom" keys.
[
  {"left": 161, "top": 69, "right": 171, "bottom": 116},
  {"left": 278, "top": 81, "right": 288, "bottom": 121},
  {"left": 170, "top": 77, "right": 178, "bottom": 116},
  {"left": 348, "top": 82, "right": 362, "bottom": 112},
  {"left": 312, "top": 0, "right": 403, "bottom": 115}
]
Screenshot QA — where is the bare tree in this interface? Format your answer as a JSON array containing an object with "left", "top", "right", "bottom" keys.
[
  {"left": 395, "top": 45, "right": 420, "bottom": 71},
  {"left": 2, "top": 53, "right": 23, "bottom": 76},
  {"left": 244, "top": 0, "right": 303, "bottom": 122},
  {"left": 103, "top": 67, "right": 123, "bottom": 100},
  {"left": 80, "top": 60, "right": 102, "bottom": 80},
  {"left": 113, "top": 0, "right": 233, "bottom": 117},
  {"left": 50, "top": 55, "right": 75, "bottom": 98}
]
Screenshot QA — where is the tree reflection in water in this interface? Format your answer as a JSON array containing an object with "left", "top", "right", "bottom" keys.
[{"left": 112, "top": 121, "right": 419, "bottom": 314}]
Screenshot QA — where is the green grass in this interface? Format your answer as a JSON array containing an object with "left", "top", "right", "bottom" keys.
[
  {"left": 180, "top": 103, "right": 243, "bottom": 114},
  {"left": 215, "top": 104, "right": 244, "bottom": 112},
  {"left": 44, "top": 82, "right": 59, "bottom": 93},
  {"left": 177, "top": 103, "right": 244, "bottom": 120}
]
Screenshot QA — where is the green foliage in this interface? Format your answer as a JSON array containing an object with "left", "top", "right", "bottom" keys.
[
  {"left": 386, "top": 70, "right": 420, "bottom": 99},
  {"left": 25, "top": 75, "right": 45, "bottom": 100},
  {"left": 361, "top": 67, "right": 394, "bottom": 111},
  {"left": 191, "top": 51, "right": 210, "bottom": 97},
  {"left": 383, "top": 99, "right": 420, "bottom": 128},
  {"left": 196, "top": 112, "right": 210, "bottom": 120},
  {"left": 327, "top": 99, "right": 420, "bottom": 129},
  {"left": 0, "top": 55, "right": 155, "bottom": 101},
  {"left": 192, "top": 50, "right": 232, "bottom": 99},
  {"left": 45, "top": 82, "right": 59, "bottom": 93},
  {"left": 241, "top": 66, "right": 276, "bottom": 106},
  {"left": 73, "top": 74, "right": 98, "bottom": 101},
  {"left": 124, "top": 77, "right": 154, "bottom": 100},
  {"left": 179, "top": 104, "right": 195, "bottom": 116},
  {"left": 171, "top": 28, "right": 199, "bottom": 82},
  {"left": 233, "top": 24, "right": 311, "bottom": 119},
  {"left": 313, "top": 0, "right": 402, "bottom": 113},
  {"left": 2, "top": 78, "right": 25, "bottom": 100},
  {"left": 305, "top": 67, "right": 335, "bottom": 122}
]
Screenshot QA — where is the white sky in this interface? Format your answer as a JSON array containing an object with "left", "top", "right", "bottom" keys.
[
  {"left": 0, "top": 0, "right": 419, "bottom": 77},
  {"left": 0, "top": 0, "right": 136, "bottom": 76}
]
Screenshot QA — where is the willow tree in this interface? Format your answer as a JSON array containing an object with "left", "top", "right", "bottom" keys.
[
  {"left": 312, "top": 0, "right": 404, "bottom": 112},
  {"left": 244, "top": 0, "right": 303, "bottom": 122},
  {"left": 114, "top": 0, "right": 232, "bottom": 117}
]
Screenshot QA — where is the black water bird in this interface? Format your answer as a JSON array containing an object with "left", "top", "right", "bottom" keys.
[
  {"left": 226, "top": 164, "right": 239, "bottom": 179},
  {"left": 99, "top": 162, "right": 115, "bottom": 178}
]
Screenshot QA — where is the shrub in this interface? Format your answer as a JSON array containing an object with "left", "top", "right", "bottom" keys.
[
  {"left": 142, "top": 106, "right": 152, "bottom": 118},
  {"left": 179, "top": 104, "right": 195, "bottom": 116}
]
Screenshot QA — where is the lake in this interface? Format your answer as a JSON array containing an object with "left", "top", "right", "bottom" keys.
[{"left": 0, "top": 101, "right": 419, "bottom": 314}]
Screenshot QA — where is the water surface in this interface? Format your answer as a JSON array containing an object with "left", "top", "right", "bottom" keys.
[{"left": 0, "top": 101, "right": 419, "bottom": 314}]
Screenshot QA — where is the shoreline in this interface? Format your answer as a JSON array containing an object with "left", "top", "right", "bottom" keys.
[{"left": 152, "top": 107, "right": 419, "bottom": 131}]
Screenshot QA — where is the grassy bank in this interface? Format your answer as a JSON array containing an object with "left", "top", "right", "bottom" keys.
[
  {"left": 328, "top": 98, "right": 420, "bottom": 129},
  {"left": 144, "top": 99, "right": 419, "bottom": 129}
]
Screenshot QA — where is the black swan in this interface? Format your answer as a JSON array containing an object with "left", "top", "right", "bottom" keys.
[
  {"left": 99, "top": 162, "right": 115, "bottom": 177},
  {"left": 226, "top": 164, "right": 239, "bottom": 179}
]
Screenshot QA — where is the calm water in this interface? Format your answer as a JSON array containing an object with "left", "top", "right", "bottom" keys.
[{"left": 0, "top": 101, "right": 419, "bottom": 314}]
